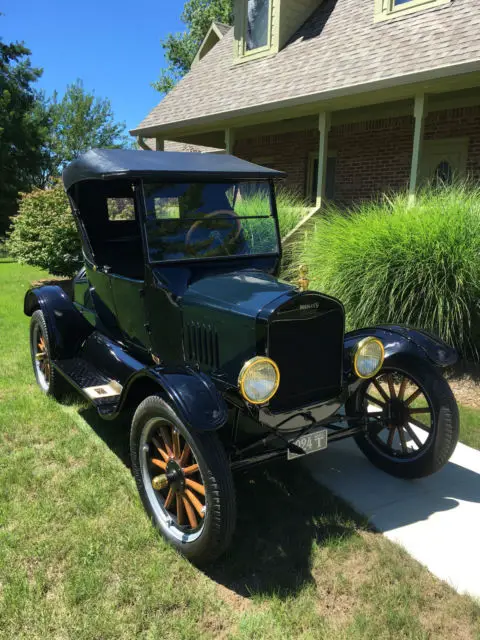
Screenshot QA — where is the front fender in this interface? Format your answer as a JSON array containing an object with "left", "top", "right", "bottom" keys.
[
  {"left": 119, "top": 367, "right": 228, "bottom": 432},
  {"left": 24, "top": 285, "right": 93, "bottom": 358},
  {"left": 344, "top": 324, "right": 457, "bottom": 379}
]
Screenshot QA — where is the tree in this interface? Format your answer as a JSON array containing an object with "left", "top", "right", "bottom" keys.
[
  {"left": 46, "top": 79, "right": 129, "bottom": 178},
  {"left": 153, "top": 0, "right": 233, "bottom": 94},
  {"left": 0, "top": 39, "right": 49, "bottom": 233}
]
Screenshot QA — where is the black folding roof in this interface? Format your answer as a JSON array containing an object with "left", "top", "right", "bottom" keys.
[{"left": 63, "top": 148, "right": 285, "bottom": 191}]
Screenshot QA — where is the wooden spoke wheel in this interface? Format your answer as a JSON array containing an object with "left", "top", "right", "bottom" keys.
[
  {"left": 348, "top": 356, "right": 459, "bottom": 479},
  {"left": 360, "top": 370, "right": 434, "bottom": 459},
  {"left": 130, "top": 395, "right": 236, "bottom": 565},
  {"left": 147, "top": 423, "right": 206, "bottom": 531},
  {"left": 29, "top": 309, "right": 63, "bottom": 398}
]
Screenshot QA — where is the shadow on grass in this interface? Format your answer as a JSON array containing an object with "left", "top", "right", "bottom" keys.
[
  {"left": 75, "top": 402, "right": 367, "bottom": 598},
  {"left": 207, "top": 462, "right": 367, "bottom": 598}
]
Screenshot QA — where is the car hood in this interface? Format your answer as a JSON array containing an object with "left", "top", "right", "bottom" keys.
[{"left": 181, "top": 269, "right": 295, "bottom": 319}]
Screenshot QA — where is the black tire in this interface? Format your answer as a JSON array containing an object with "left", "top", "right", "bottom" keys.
[
  {"left": 130, "top": 395, "right": 236, "bottom": 566},
  {"left": 30, "top": 309, "right": 65, "bottom": 400},
  {"left": 349, "top": 355, "right": 459, "bottom": 479}
]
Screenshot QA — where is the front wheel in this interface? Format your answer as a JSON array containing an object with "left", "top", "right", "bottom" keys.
[
  {"left": 130, "top": 395, "right": 236, "bottom": 566},
  {"left": 347, "top": 356, "right": 459, "bottom": 479}
]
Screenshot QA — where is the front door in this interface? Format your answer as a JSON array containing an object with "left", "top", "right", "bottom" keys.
[
  {"left": 421, "top": 138, "right": 469, "bottom": 185},
  {"left": 110, "top": 274, "right": 151, "bottom": 355}
]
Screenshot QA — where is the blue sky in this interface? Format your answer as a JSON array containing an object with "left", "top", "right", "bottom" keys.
[{"left": 2, "top": 0, "right": 185, "bottom": 134}]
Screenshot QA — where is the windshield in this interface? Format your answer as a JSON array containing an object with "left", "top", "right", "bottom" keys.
[{"left": 143, "top": 181, "right": 279, "bottom": 262}]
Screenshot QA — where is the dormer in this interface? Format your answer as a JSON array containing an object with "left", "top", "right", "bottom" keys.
[
  {"left": 234, "top": 0, "right": 322, "bottom": 64},
  {"left": 192, "top": 22, "right": 231, "bottom": 66}
]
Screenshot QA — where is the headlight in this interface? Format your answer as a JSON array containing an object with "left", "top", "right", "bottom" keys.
[
  {"left": 238, "top": 357, "right": 280, "bottom": 405},
  {"left": 353, "top": 337, "right": 385, "bottom": 379}
]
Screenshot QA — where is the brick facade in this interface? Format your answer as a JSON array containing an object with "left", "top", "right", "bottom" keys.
[{"left": 234, "top": 106, "right": 480, "bottom": 203}]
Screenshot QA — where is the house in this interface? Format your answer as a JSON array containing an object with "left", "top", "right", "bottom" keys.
[{"left": 131, "top": 0, "right": 480, "bottom": 207}]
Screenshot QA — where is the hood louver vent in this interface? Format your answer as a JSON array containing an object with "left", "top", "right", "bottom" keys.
[{"left": 185, "top": 322, "right": 220, "bottom": 369}]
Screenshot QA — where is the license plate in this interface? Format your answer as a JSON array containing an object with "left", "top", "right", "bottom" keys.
[{"left": 287, "top": 428, "right": 328, "bottom": 460}]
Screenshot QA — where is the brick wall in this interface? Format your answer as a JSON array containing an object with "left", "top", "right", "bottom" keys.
[{"left": 234, "top": 105, "right": 480, "bottom": 203}]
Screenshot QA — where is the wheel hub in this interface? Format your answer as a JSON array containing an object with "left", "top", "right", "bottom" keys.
[
  {"left": 165, "top": 459, "right": 185, "bottom": 493},
  {"left": 384, "top": 398, "right": 410, "bottom": 428}
]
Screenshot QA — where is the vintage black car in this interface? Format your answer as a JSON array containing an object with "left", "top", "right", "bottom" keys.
[{"left": 25, "top": 149, "right": 459, "bottom": 565}]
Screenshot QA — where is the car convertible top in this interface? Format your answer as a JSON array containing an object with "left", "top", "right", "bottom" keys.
[{"left": 62, "top": 148, "right": 285, "bottom": 191}]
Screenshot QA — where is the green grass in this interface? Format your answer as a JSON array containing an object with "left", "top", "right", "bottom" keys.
[
  {"left": 0, "top": 260, "right": 479, "bottom": 639},
  {"left": 459, "top": 405, "right": 480, "bottom": 450},
  {"left": 291, "top": 183, "right": 480, "bottom": 359}
]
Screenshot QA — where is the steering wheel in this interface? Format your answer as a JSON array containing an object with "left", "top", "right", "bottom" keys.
[{"left": 185, "top": 210, "right": 243, "bottom": 256}]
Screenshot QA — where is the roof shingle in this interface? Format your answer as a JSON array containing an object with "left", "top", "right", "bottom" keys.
[{"left": 133, "top": 0, "right": 480, "bottom": 134}]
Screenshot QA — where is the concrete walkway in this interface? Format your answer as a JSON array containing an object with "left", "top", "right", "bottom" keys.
[{"left": 303, "top": 437, "right": 480, "bottom": 599}]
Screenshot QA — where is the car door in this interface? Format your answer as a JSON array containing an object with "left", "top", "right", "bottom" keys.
[{"left": 110, "top": 274, "right": 151, "bottom": 354}]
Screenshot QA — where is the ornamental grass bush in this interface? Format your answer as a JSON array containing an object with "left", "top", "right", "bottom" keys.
[
  {"left": 6, "top": 184, "right": 82, "bottom": 277},
  {"left": 291, "top": 183, "right": 480, "bottom": 359},
  {"left": 236, "top": 187, "right": 309, "bottom": 238}
]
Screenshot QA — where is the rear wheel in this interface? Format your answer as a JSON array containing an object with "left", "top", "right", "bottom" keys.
[
  {"left": 348, "top": 356, "right": 459, "bottom": 479},
  {"left": 130, "top": 395, "right": 236, "bottom": 565},
  {"left": 30, "top": 309, "right": 64, "bottom": 400}
]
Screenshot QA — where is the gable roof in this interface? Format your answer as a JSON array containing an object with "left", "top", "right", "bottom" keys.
[
  {"left": 193, "top": 21, "right": 231, "bottom": 66},
  {"left": 132, "top": 0, "right": 480, "bottom": 136}
]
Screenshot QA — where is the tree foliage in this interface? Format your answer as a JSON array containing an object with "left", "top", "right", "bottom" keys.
[
  {"left": 153, "top": 0, "right": 233, "bottom": 94},
  {"left": 46, "top": 79, "right": 129, "bottom": 179},
  {"left": 5, "top": 183, "right": 81, "bottom": 277},
  {"left": 0, "top": 39, "right": 49, "bottom": 233}
]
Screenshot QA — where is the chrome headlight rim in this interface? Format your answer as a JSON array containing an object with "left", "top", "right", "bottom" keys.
[
  {"left": 238, "top": 356, "right": 280, "bottom": 405},
  {"left": 353, "top": 337, "right": 385, "bottom": 379}
]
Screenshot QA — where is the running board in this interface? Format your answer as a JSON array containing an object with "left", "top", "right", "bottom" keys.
[{"left": 54, "top": 357, "right": 123, "bottom": 415}]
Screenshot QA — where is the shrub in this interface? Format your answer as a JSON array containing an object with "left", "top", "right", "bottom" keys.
[
  {"left": 6, "top": 184, "right": 81, "bottom": 277},
  {"left": 292, "top": 183, "right": 480, "bottom": 359}
]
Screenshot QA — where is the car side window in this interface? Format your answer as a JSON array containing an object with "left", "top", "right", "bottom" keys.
[
  {"left": 151, "top": 197, "right": 181, "bottom": 220},
  {"left": 107, "top": 197, "right": 135, "bottom": 221}
]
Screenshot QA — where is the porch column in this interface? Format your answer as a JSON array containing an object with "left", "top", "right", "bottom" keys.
[
  {"left": 155, "top": 137, "right": 165, "bottom": 151},
  {"left": 137, "top": 136, "right": 150, "bottom": 150},
  {"left": 409, "top": 93, "right": 428, "bottom": 203},
  {"left": 225, "top": 128, "right": 236, "bottom": 155},
  {"left": 316, "top": 112, "right": 331, "bottom": 208}
]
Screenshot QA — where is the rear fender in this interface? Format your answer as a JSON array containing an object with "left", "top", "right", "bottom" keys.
[
  {"left": 24, "top": 285, "right": 92, "bottom": 358},
  {"left": 119, "top": 367, "right": 228, "bottom": 432},
  {"left": 344, "top": 324, "right": 457, "bottom": 379}
]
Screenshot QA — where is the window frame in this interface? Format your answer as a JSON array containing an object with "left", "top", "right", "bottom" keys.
[
  {"left": 239, "top": 0, "right": 274, "bottom": 61},
  {"left": 139, "top": 178, "right": 282, "bottom": 266},
  {"left": 374, "top": 0, "right": 451, "bottom": 22}
]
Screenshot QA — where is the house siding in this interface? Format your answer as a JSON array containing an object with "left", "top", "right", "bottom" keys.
[{"left": 234, "top": 106, "right": 480, "bottom": 203}]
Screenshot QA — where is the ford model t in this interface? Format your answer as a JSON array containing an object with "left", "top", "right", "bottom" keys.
[{"left": 25, "top": 149, "right": 459, "bottom": 565}]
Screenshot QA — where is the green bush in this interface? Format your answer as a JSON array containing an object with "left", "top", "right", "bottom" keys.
[
  {"left": 292, "top": 183, "right": 480, "bottom": 359},
  {"left": 6, "top": 184, "right": 81, "bottom": 277}
]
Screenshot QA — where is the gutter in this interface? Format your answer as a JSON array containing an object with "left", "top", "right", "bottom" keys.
[{"left": 130, "top": 59, "right": 480, "bottom": 137}]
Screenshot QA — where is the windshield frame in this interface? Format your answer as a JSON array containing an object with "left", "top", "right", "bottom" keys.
[{"left": 138, "top": 178, "right": 282, "bottom": 266}]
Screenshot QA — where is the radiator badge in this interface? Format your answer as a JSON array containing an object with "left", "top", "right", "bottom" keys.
[{"left": 299, "top": 303, "right": 320, "bottom": 311}]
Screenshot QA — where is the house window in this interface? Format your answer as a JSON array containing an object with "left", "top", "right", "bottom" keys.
[
  {"left": 246, "top": 0, "right": 270, "bottom": 51},
  {"left": 307, "top": 152, "right": 337, "bottom": 203},
  {"left": 375, "top": 0, "right": 451, "bottom": 22}
]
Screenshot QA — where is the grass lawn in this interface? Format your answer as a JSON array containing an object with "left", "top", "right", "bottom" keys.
[
  {"left": 458, "top": 405, "right": 480, "bottom": 450},
  {"left": 0, "top": 259, "right": 479, "bottom": 639}
]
